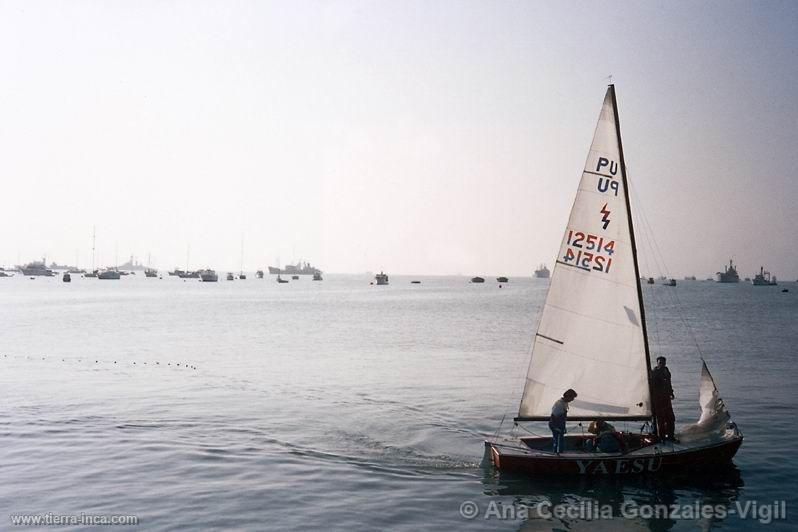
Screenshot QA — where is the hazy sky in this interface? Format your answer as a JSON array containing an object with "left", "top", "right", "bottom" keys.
[{"left": 1, "top": 1, "right": 796, "bottom": 277}]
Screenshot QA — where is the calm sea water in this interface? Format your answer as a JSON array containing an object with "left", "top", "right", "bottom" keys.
[{"left": 0, "top": 274, "right": 795, "bottom": 530}]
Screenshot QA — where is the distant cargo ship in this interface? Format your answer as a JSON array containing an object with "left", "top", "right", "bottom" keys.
[
  {"left": 268, "top": 262, "right": 321, "bottom": 276},
  {"left": 716, "top": 260, "right": 740, "bottom": 283},
  {"left": 20, "top": 260, "right": 55, "bottom": 277},
  {"left": 534, "top": 264, "right": 550, "bottom": 278}
]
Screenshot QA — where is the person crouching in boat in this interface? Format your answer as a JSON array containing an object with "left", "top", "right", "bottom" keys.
[
  {"left": 585, "top": 420, "right": 626, "bottom": 453},
  {"left": 549, "top": 389, "right": 577, "bottom": 454},
  {"left": 651, "top": 356, "right": 678, "bottom": 442}
]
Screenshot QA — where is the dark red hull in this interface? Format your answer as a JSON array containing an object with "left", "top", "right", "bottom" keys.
[{"left": 487, "top": 436, "right": 743, "bottom": 476}]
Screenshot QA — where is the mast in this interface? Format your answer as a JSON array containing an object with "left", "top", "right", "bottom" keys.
[
  {"left": 609, "top": 84, "right": 655, "bottom": 403},
  {"left": 91, "top": 226, "right": 96, "bottom": 272}
]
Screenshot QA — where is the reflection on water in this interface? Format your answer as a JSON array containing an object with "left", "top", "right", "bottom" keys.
[{"left": 482, "top": 466, "right": 744, "bottom": 531}]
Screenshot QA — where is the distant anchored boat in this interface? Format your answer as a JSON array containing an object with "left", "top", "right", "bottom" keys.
[
  {"left": 470, "top": 276, "right": 485, "bottom": 283},
  {"left": 534, "top": 264, "right": 550, "bottom": 278},
  {"left": 199, "top": 269, "right": 218, "bottom": 282},
  {"left": 20, "top": 260, "right": 55, "bottom": 277},
  {"left": 375, "top": 272, "right": 389, "bottom": 285},
  {"left": 751, "top": 266, "right": 777, "bottom": 286},
  {"left": 144, "top": 268, "right": 158, "bottom": 278},
  {"left": 277, "top": 274, "right": 289, "bottom": 284},
  {"left": 497, "top": 276, "right": 509, "bottom": 283},
  {"left": 716, "top": 260, "right": 740, "bottom": 283},
  {"left": 97, "top": 269, "right": 121, "bottom": 280},
  {"left": 312, "top": 271, "right": 323, "bottom": 281},
  {"left": 268, "top": 262, "right": 320, "bottom": 276}
]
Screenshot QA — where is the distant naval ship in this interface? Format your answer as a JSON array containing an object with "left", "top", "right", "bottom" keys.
[
  {"left": 20, "top": 260, "right": 55, "bottom": 276},
  {"left": 534, "top": 264, "right": 550, "bottom": 278},
  {"left": 715, "top": 259, "right": 740, "bottom": 283},
  {"left": 268, "top": 262, "right": 320, "bottom": 276}
]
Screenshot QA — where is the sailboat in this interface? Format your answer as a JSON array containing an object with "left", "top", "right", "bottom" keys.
[
  {"left": 84, "top": 227, "right": 99, "bottom": 277},
  {"left": 238, "top": 236, "right": 247, "bottom": 279},
  {"left": 485, "top": 85, "right": 742, "bottom": 475}
]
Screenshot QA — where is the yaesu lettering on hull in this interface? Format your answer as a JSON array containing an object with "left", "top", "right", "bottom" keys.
[{"left": 575, "top": 457, "right": 663, "bottom": 475}]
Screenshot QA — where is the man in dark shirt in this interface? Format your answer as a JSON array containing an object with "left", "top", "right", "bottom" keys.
[{"left": 651, "top": 356, "right": 677, "bottom": 442}]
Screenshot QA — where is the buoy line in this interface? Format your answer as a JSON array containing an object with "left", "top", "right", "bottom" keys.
[{"left": 0, "top": 353, "right": 198, "bottom": 371}]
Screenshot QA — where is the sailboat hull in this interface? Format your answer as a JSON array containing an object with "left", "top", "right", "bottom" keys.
[{"left": 486, "top": 433, "right": 742, "bottom": 476}]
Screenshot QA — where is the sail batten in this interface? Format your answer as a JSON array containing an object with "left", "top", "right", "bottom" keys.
[{"left": 518, "top": 86, "right": 652, "bottom": 421}]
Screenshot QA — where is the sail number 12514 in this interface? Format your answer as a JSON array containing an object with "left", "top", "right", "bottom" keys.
[{"left": 563, "top": 230, "right": 615, "bottom": 272}]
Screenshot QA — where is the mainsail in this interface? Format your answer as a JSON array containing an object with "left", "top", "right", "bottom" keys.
[{"left": 518, "top": 85, "right": 652, "bottom": 421}]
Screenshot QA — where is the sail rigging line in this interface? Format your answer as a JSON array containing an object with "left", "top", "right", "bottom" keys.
[
  {"left": 495, "top": 283, "right": 542, "bottom": 440},
  {"left": 629, "top": 180, "right": 707, "bottom": 361},
  {"left": 610, "top": 85, "right": 655, "bottom": 397}
]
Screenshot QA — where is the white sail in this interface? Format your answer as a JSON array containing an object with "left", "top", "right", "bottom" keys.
[
  {"left": 679, "top": 361, "right": 731, "bottom": 443},
  {"left": 518, "top": 86, "right": 652, "bottom": 420}
]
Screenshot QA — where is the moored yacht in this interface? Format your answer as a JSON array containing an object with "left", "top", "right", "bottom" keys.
[{"left": 98, "top": 268, "right": 121, "bottom": 280}]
